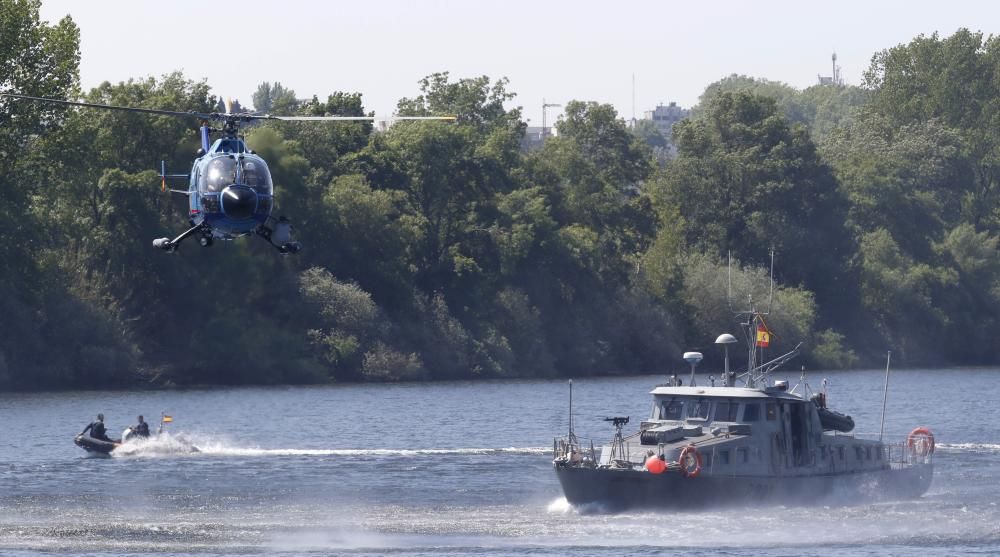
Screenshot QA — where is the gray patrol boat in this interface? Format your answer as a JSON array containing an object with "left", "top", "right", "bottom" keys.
[{"left": 553, "top": 309, "right": 934, "bottom": 511}]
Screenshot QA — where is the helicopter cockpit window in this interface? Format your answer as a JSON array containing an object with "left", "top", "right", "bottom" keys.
[
  {"left": 240, "top": 158, "right": 272, "bottom": 194},
  {"left": 200, "top": 157, "right": 237, "bottom": 192}
]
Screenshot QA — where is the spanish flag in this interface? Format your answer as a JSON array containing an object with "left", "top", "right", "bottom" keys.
[
  {"left": 161, "top": 415, "right": 173, "bottom": 423},
  {"left": 755, "top": 323, "right": 771, "bottom": 348}
]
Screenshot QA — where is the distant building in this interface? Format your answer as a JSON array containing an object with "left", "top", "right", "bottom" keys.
[
  {"left": 521, "top": 126, "right": 556, "bottom": 152},
  {"left": 642, "top": 102, "right": 690, "bottom": 143}
]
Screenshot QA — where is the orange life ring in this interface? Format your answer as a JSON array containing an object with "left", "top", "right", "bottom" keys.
[
  {"left": 679, "top": 444, "right": 702, "bottom": 478},
  {"left": 907, "top": 427, "right": 935, "bottom": 457}
]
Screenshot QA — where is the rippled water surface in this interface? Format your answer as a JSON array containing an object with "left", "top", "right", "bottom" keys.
[{"left": 1, "top": 368, "right": 998, "bottom": 556}]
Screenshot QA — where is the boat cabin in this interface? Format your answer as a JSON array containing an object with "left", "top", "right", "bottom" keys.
[{"left": 595, "top": 384, "right": 890, "bottom": 477}]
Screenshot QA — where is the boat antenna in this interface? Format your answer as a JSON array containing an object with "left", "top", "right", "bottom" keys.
[
  {"left": 766, "top": 247, "right": 775, "bottom": 314},
  {"left": 568, "top": 379, "right": 577, "bottom": 446},
  {"left": 683, "top": 351, "right": 703, "bottom": 387},
  {"left": 879, "top": 351, "right": 891, "bottom": 441},
  {"left": 727, "top": 251, "right": 734, "bottom": 313}
]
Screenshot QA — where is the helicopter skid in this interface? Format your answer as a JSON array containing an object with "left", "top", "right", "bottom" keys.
[{"left": 153, "top": 223, "right": 211, "bottom": 252}]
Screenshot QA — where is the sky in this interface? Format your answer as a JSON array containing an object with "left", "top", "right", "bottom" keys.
[{"left": 38, "top": 0, "right": 998, "bottom": 126}]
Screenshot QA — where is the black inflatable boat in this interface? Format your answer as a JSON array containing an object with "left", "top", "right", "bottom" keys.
[{"left": 74, "top": 434, "right": 120, "bottom": 455}]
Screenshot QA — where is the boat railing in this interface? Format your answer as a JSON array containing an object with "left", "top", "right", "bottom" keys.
[
  {"left": 849, "top": 433, "right": 934, "bottom": 466},
  {"left": 552, "top": 436, "right": 598, "bottom": 467}
]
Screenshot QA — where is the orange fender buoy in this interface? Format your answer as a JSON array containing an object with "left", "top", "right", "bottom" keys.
[
  {"left": 907, "top": 427, "right": 935, "bottom": 457},
  {"left": 679, "top": 444, "right": 702, "bottom": 478},
  {"left": 645, "top": 455, "right": 666, "bottom": 474}
]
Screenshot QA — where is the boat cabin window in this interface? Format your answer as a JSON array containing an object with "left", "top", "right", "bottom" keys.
[
  {"left": 658, "top": 398, "right": 684, "bottom": 420},
  {"left": 239, "top": 157, "right": 272, "bottom": 194},
  {"left": 838, "top": 446, "right": 845, "bottom": 461},
  {"left": 743, "top": 403, "right": 761, "bottom": 422},
  {"left": 855, "top": 446, "right": 864, "bottom": 461},
  {"left": 738, "top": 447, "right": 749, "bottom": 463},
  {"left": 765, "top": 403, "right": 778, "bottom": 421},
  {"left": 199, "top": 157, "right": 237, "bottom": 192},
  {"left": 687, "top": 398, "right": 711, "bottom": 420},
  {"left": 718, "top": 449, "right": 730, "bottom": 465},
  {"left": 714, "top": 400, "right": 740, "bottom": 422}
]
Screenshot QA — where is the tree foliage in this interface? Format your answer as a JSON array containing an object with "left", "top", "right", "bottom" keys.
[{"left": 2, "top": 8, "right": 999, "bottom": 389}]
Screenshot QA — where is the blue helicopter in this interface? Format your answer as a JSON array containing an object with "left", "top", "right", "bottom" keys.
[{"left": 3, "top": 93, "right": 454, "bottom": 254}]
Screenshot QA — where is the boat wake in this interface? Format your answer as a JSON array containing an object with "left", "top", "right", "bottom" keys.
[
  {"left": 111, "top": 434, "right": 549, "bottom": 459},
  {"left": 937, "top": 443, "right": 1000, "bottom": 453}
]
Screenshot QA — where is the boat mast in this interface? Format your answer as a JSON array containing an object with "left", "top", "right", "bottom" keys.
[
  {"left": 879, "top": 351, "right": 891, "bottom": 441},
  {"left": 734, "top": 250, "right": 781, "bottom": 389},
  {"left": 568, "top": 379, "right": 577, "bottom": 446}
]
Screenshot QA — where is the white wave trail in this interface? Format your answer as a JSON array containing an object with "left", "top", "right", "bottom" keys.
[
  {"left": 937, "top": 442, "right": 1000, "bottom": 453},
  {"left": 112, "top": 435, "right": 549, "bottom": 458},
  {"left": 193, "top": 445, "right": 550, "bottom": 457}
]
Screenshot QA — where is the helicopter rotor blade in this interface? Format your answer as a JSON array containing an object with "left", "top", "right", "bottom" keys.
[
  {"left": 2, "top": 93, "right": 457, "bottom": 127},
  {"left": 1, "top": 93, "right": 217, "bottom": 120},
  {"left": 263, "top": 115, "right": 457, "bottom": 122}
]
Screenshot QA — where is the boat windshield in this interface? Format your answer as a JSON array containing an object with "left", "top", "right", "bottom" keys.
[
  {"left": 687, "top": 398, "right": 711, "bottom": 419},
  {"left": 658, "top": 398, "right": 685, "bottom": 420},
  {"left": 655, "top": 396, "right": 713, "bottom": 420}
]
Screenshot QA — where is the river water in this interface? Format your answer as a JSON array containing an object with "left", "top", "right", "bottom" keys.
[{"left": 0, "top": 367, "right": 997, "bottom": 556}]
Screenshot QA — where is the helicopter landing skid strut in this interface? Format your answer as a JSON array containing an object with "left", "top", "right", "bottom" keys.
[{"left": 153, "top": 223, "right": 207, "bottom": 253}]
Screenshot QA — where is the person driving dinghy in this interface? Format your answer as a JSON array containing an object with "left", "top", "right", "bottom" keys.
[
  {"left": 129, "top": 415, "right": 150, "bottom": 438},
  {"left": 80, "top": 413, "right": 111, "bottom": 441}
]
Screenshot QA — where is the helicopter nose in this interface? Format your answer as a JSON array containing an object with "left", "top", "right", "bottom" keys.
[{"left": 220, "top": 185, "right": 257, "bottom": 220}]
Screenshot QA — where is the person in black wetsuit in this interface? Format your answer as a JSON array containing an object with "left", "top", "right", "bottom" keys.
[
  {"left": 80, "top": 413, "right": 111, "bottom": 441},
  {"left": 129, "top": 415, "right": 150, "bottom": 438}
]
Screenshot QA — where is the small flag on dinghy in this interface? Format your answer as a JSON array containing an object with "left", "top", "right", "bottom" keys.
[{"left": 161, "top": 415, "right": 173, "bottom": 423}]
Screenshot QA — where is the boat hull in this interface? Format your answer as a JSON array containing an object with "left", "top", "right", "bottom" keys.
[
  {"left": 74, "top": 434, "right": 119, "bottom": 455},
  {"left": 554, "top": 463, "right": 934, "bottom": 511}
]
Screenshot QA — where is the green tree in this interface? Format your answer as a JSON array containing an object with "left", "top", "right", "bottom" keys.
[
  {"left": 863, "top": 29, "right": 1000, "bottom": 229},
  {"left": 657, "top": 91, "right": 854, "bottom": 310},
  {"left": 0, "top": 0, "right": 79, "bottom": 281},
  {"left": 698, "top": 74, "right": 868, "bottom": 143},
  {"left": 821, "top": 112, "right": 971, "bottom": 259},
  {"left": 252, "top": 81, "right": 298, "bottom": 114},
  {"left": 632, "top": 119, "right": 669, "bottom": 150},
  {"left": 857, "top": 228, "right": 955, "bottom": 363}
]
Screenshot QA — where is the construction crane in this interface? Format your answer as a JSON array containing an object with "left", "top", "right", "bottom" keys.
[{"left": 542, "top": 98, "right": 561, "bottom": 141}]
